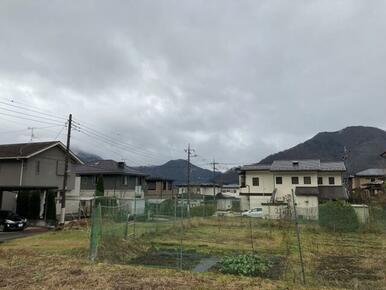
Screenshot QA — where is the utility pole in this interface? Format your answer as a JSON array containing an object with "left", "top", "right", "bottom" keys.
[
  {"left": 210, "top": 159, "right": 219, "bottom": 200},
  {"left": 291, "top": 189, "right": 306, "bottom": 284},
  {"left": 59, "top": 114, "right": 72, "bottom": 226},
  {"left": 27, "top": 127, "right": 35, "bottom": 142},
  {"left": 184, "top": 144, "right": 196, "bottom": 218}
]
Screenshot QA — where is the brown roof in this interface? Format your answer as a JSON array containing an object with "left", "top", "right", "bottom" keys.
[
  {"left": 318, "top": 186, "right": 348, "bottom": 201},
  {"left": 0, "top": 141, "right": 83, "bottom": 163},
  {"left": 295, "top": 186, "right": 348, "bottom": 201},
  {"left": 295, "top": 187, "right": 319, "bottom": 196}
]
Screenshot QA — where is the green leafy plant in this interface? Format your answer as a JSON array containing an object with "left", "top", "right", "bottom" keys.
[
  {"left": 219, "top": 254, "right": 273, "bottom": 276},
  {"left": 319, "top": 201, "right": 359, "bottom": 232}
]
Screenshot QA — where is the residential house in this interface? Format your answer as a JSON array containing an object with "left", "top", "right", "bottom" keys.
[
  {"left": 0, "top": 141, "right": 83, "bottom": 220},
  {"left": 145, "top": 176, "right": 175, "bottom": 199},
  {"left": 220, "top": 184, "right": 240, "bottom": 198},
  {"left": 74, "top": 160, "right": 147, "bottom": 201},
  {"left": 351, "top": 168, "right": 386, "bottom": 195},
  {"left": 177, "top": 183, "right": 222, "bottom": 199},
  {"left": 238, "top": 160, "right": 348, "bottom": 219}
]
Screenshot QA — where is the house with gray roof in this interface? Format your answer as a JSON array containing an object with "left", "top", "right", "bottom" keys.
[
  {"left": 351, "top": 168, "right": 386, "bottom": 195},
  {"left": 0, "top": 141, "right": 83, "bottom": 221},
  {"left": 145, "top": 176, "right": 175, "bottom": 199},
  {"left": 74, "top": 159, "right": 147, "bottom": 200},
  {"left": 238, "top": 159, "right": 347, "bottom": 220}
]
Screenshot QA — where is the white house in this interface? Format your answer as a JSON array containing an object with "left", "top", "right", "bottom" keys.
[
  {"left": 220, "top": 184, "right": 240, "bottom": 198},
  {"left": 177, "top": 183, "right": 222, "bottom": 198},
  {"left": 238, "top": 160, "right": 348, "bottom": 219}
]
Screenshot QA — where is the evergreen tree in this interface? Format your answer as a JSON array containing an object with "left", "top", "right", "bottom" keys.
[{"left": 95, "top": 175, "right": 104, "bottom": 205}]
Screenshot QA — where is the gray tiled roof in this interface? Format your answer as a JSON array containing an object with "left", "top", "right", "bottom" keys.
[
  {"left": 319, "top": 162, "right": 346, "bottom": 171},
  {"left": 0, "top": 141, "right": 83, "bottom": 163},
  {"left": 355, "top": 168, "right": 386, "bottom": 177},
  {"left": 239, "top": 164, "right": 272, "bottom": 171},
  {"left": 74, "top": 160, "right": 146, "bottom": 176},
  {"left": 0, "top": 141, "right": 59, "bottom": 158},
  {"left": 240, "top": 159, "right": 345, "bottom": 172},
  {"left": 271, "top": 159, "right": 320, "bottom": 171},
  {"left": 146, "top": 176, "right": 174, "bottom": 182}
]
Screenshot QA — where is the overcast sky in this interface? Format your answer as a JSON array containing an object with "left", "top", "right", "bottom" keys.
[{"left": 0, "top": 1, "right": 386, "bottom": 169}]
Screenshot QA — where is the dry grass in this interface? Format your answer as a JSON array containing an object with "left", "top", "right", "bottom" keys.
[{"left": 0, "top": 217, "right": 385, "bottom": 289}]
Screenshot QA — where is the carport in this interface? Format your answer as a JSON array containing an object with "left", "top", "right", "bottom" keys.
[{"left": 0, "top": 186, "right": 59, "bottom": 221}]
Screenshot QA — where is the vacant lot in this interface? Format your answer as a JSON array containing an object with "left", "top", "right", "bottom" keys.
[{"left": 0, "top": 217, "right": 385, "bottom": 289}]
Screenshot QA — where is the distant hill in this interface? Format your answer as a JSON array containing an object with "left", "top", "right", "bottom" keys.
[
  {"left": 259, "top": 126, "right": 386, "bottom": 175},
  {"left": 73, "top": 149, "right": 102, "bottom": 163},
  {"left": 135, "top": 159, "right": 216, "bottom": 184},
  {"left": 212, "top": 168, "right": 239, "bottom": 184}
]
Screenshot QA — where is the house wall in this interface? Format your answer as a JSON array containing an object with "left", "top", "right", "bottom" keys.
[
  {"left": 80, "top": 189, "right": 142, "bottom": 199},
  {"left": 240, "top": 170, "right": 343, "bottom": 199},
  {"left": 0, "top": 160, "right": 23, "bottom": 186},
  {"left": 318, "top": 172, "right": 343, "bottom": 186},
  {"left": 200, "top": 186, "right": 221, "bottom": 196},
  {"left": 352, "top": 176, "right": 384, "bottom": 189},
  {"left": 239, "top": 171, "right": 275, "bottom": 195},
  {"left": 145, "top": 180, "right": 174, "bottom": 198},
  {"left": 80, "top": 174, "right": 142, "bottom": 191},
  {"left": 23, "top": 146, "right": 77, "bottom": 189},
  {"left": 295, "top": 196, "right": 319, "bottom": 220},
  {"left": 0, "top": 146, "right": 79, "bottom": 190},
  {"left": 272, "top": 171, "right": 318, "bottom": 200}
]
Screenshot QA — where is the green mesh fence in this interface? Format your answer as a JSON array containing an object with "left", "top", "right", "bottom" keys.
[
  {"left": 88, "top": 196, "right": 386, "bottom": 288},
  {"left": 89, "top": 196, "right": 224, "bottom": 269}
]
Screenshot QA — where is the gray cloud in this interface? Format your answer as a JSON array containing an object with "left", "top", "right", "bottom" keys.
[{"left": 0, "top": 0, "right": 385, "bottom": 169}]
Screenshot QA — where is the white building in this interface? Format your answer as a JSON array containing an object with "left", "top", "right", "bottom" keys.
[
  {"left": 220, "top": 184, "right": 240, "bottom": 198},
  {"left": 238, "top": 160, "right": 348, "bottom": 219},
  {"left": 177, "top": 183, "right": 222, "bottom": 198}
]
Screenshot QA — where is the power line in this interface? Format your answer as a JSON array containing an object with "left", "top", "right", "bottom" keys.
[
  {"left": 0, "top": 105, "right": 65, "bottom": 124},
  {"left": 74, "top": 121, "right": 180, "bottom": 161},
  {"left": 0, "top": 110, "right": 64, "bottom": 126},
  {"left": 75, "top": 126, "right": 178, "bottom": 164},
  {"left": 75, "top": 129, "right": 151, "bottom": 166},
  {"left": 0, "top": 98, "right": 67, "bottom": 121}
]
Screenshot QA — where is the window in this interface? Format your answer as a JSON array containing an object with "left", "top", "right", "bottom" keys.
[
  {"left": 147, "top": 181, "right": 156, "bottom": 190},
  {"left": 252, "top": 177, "right": 259, "bottom": 186},
  {"left": 91, "top": 176, "right": 97, "bottom": 185},
  {"left": 35, "top": 160, "right": 40, "bottom": 176},
  {"left": 370, "top": 178, "right": 376, "bottom": 182},
  {"left": 318, "top": 177, "right": 323, "bottom": 185},
  {"left": 304, "top": 176, "right": 311, "bottom": 184},
  {"left": 240, "top": 174, "right": 246, "bottom": 187},
  {"left": 81, "top": 177, "right": 88, "bottom": 186},
  {"left": 56, "top": 160, "right": 65, "bottom": 176},
  {"left": 275, "top": 176, "right": 283, "bottom": 184},
  {"left": 122, "top": 176, "right": 128, "bottom": 185},
  {"left": 329, "top": 177, "right": 335, "bottom": 185},
  {"left": 163, "top": 181, "right": 167, "bottom": 190},
  {"left": 291, "top": 177, "right": 299, "bottom": 184}
]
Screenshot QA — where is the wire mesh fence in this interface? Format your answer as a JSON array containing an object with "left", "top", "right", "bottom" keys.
[{"left": 88, "top": 196, "right": 386, "bottom": 288}]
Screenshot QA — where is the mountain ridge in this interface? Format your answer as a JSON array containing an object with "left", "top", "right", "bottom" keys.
[{"left": 258, "top": 126, "right": 386, "bottom": 175}]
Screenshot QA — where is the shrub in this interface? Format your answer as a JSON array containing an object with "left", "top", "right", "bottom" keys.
[
  {"left": 190, "top": 203, "right": 216, "bottom": 217},
  {"left": 319, "top": 201, "right": 359, "bottom": 232},
  {"left": 219, "top": 254, "right": 273, "bottom": 276}
]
